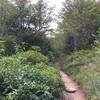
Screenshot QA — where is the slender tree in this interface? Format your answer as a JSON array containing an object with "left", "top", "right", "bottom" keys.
[{"left": 29, "top": 0, "right": 53, "bottom": 35}]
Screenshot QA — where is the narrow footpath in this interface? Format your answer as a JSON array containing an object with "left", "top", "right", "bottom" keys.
[
  {"left": 60, "top": 71, "right": 86, "bottom": 100},
  {"left": 57, "top": 56, "right": 86, "bottom": 100}
]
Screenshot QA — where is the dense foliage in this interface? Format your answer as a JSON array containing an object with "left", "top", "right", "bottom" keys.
[
  {"left": 0, "top": 0, "right": 53, "bottom": 56},
  {"left": 64, "top": 43, "right": 100, "bottom": 99},
  {"left": 52, "top": 0, "right": 100, "bottom": 54},
  {"left": 0, "top": 0, "right": 100, "bottom": 99},
  {"left": 0, "top": 50, "right": 62, "bottom": 100}
]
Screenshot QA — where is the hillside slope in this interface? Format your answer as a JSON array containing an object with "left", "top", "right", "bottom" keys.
[{"left": 64, "top": 45, "right": 100, "bottom": 99}]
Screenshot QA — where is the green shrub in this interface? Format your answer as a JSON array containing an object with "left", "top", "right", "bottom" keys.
[
  {"left": 16, "top": 50, "right": 48, "bottom": 64},
  {"left": 47, "top": 51, "right": 55, "bottom": 63},
  {"left": 0, "top": 40, "right": 5, "bottom": 56},
  {"left": 0, "top": 39, "right": 23, "bottom": 57},
  {"left": 64, "top": 48, "right": 97, "bottom": 74},
  {"left": 31, "top": 46, "right": 41, "bottom": 52},
  {"left": 0, "top": 50, "right": 62, "bottom": 100},
  {"left": 3, "top": 36, "right": 17, "bottom": 56}
]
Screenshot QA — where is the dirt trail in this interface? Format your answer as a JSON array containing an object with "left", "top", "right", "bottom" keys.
[
  {"left": 57, "top": 55, "right": 86, "bottom": 100},
  {"left": 60, "top": 71, "right": 86, "bottom": 100}
]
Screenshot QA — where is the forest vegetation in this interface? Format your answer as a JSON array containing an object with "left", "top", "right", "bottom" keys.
[{"left": 0, "top": 0, "right": 100, "bottom": 100}]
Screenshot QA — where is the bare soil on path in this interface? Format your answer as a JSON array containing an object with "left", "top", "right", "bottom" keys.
[
  {"left": 57, "top": 55, "right": 86, "bottom": 100},
  {"left": 60, "top": 71, "right": 86, "bottom": 100}
]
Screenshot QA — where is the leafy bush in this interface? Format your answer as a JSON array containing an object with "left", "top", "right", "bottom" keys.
[
  {"left": 64, "top": 47, "right": 97, "bottom": 74},
  {"left": 16, "top": 50, "right": 48, "bottom": 64},
  {"left": 31, "top": 46, "right": 41, "bottom": 52},
  {"left": 0, "top": 40, "right": 5, "bottom": 56},
  {"left": 47, "top": 51, "right": 55, "bottom": 63},
  {"left": 0, "top": 50, "right": 62, "bottom": 100},
  {"left": 96, "top": 27, "right": 100, "bottom": 41},
  {"left": 4, "top": 40, "right": 16, "bottom": 56},
  {"left": 0, "top": 37, "right": 19, "bottom": 56}
]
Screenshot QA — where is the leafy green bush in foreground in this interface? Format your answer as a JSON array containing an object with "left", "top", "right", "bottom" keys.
[
  {"left": 0, "top": 50, "right": 62, "bottom": 100},
  {"left": 64, "top": 45, "right": 100, "bottom": 100}
]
